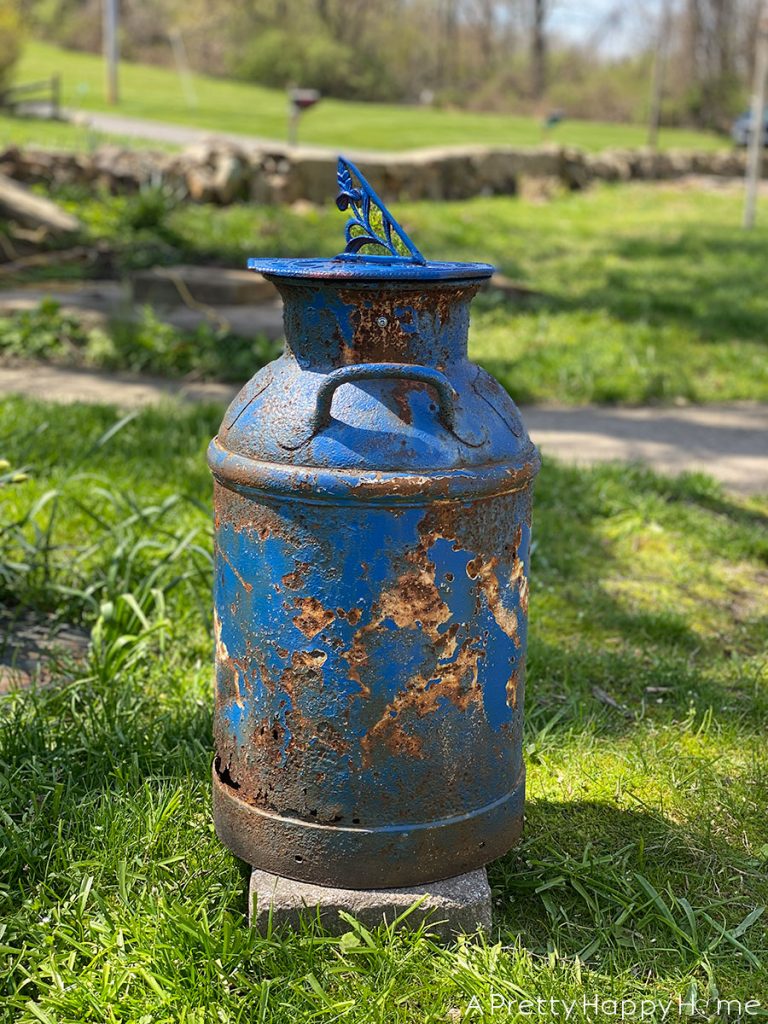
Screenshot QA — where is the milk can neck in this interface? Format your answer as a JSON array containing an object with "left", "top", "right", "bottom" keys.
[{"left": 275, "top": 280, "right": 480, "bottom": 370}]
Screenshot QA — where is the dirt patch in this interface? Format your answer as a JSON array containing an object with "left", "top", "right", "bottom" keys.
[{"left": 0, "top": 606, "right": 89, "bottom": 693}]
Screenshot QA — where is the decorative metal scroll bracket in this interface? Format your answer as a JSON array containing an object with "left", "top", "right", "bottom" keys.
[{"left": 334, "top": 156, "right": 426, "bottom": 265}]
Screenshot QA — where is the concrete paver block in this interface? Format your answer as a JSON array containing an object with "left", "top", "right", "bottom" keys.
[{"left": 249, "top": 867, "right": 492, "bottom": 941}]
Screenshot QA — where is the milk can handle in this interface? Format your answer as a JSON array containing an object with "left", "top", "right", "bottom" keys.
[{"left": 312, "top": 362, "right": 458, "bottom": 434}]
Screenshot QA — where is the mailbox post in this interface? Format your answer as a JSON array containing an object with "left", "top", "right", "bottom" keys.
[
  {"left": 287, "top": 87, "right": 320, "bottom": 145},
  {"left": 209, "top": 158, "right": 539, "bottom": 913}
]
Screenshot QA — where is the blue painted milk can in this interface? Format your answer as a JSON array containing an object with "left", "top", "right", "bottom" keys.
[{"left": 209, "top": 159, "right": 540, "bottom": 888}]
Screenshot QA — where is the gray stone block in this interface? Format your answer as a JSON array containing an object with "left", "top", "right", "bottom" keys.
[
  {"left": 249, "top": 867, "right": 492, "bottom": 941},
  {"left": 129, "top": 265, "right": 278, "bottom": 307}
]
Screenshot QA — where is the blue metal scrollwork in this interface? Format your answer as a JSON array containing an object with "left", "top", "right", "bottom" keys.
[{"left": 335, "top": 156, "right": 426, "bottom": 265}]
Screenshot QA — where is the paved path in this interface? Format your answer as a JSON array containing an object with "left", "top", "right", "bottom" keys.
[
  {"left": 1, "top": 364, "right": 765, "bottom": 495},
  {"left": 69, "top": 110, "right": 333, "bottom": 153},
  {"left": 72, "top": 110, "right": 271, "bottom": 150},
  {"left": 521, "top": 404, "right": 767, "bottom": 496}
]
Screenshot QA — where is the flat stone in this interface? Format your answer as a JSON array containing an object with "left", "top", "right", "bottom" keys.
[
  {"left": 248, "top": 867, "right": 491, "bottom": 941},
  {"left": 0, "top": 282, "right": 285, "bottom": 341},
  {"left": 128, "top": 265, "right": 278, "bottom": 307},
  {"left": 160, "top": 302, "right": 284, "bottom": 340}
]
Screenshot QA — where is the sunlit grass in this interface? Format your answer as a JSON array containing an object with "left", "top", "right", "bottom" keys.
[
  {"left": 0, "top": 398, "right": 766, "bottom": 1020},
  {"left": 13, "top": 181, "right": 766, "bottom": 405},
  {"left": 12, "top": 39, "right": 726, "bottom": 153}
]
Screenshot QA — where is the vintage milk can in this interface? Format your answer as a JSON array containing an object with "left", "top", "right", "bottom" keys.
[{"left": 210, "top": 158, "right": 540, "bottom": 889}]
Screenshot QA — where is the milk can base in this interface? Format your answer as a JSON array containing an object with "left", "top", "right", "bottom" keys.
[{"left": 212, "top": 764, "right": 525, "bottom": 889}]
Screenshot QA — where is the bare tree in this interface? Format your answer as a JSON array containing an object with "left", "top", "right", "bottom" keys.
[
  {"left": 648, "top": 0, "right": 672, "bottom": 147},
  {"left": 684, "top": 0, "right": 741, "bottom": 126},
  {"left": 531, "top": 0, "right": 547, "bottom": 99},
  {"left": 475, "top": 0, "right": 497, "bottom": 65},
  {"left": 437, "top": 0, "right": 461, "bottom": 90}
]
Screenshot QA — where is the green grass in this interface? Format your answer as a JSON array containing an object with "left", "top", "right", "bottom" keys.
[
  {"left": 13, "top": 40, "right": 727, "bottom": 153},
  {"left": 0, "top": 396, "right": 766, "bottom": 1021},
  {"left": 14, "top": 180, "right": 766, "bottom": 405}
]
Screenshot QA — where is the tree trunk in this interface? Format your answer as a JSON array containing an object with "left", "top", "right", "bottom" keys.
[
  {"left": 531, "top": 0, "right": 547, "bottom": 99},
  {"left": 0, "top": 173, "right": 82, "bottom": 236}
]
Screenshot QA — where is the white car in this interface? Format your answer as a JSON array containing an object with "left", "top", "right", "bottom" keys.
[{"left": 732, "top": 109, "right": 768, "bottom": 146}]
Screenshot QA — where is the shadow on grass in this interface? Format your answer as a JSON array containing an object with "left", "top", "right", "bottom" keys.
[
  {"left": 490, "top": 800, "right": 767, "bottom": 977},
  {"left": 479, "top": 222, "right": 768, "bottom": 351}
]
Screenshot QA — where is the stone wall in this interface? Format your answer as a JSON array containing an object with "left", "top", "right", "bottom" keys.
[{"left": 0, "top": 139, "right": 757, "bottom": 207}]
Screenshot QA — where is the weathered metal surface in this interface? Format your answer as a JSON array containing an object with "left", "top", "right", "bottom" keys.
[{"left": 210, "top": 160, "right": 539, "bottom": 889}]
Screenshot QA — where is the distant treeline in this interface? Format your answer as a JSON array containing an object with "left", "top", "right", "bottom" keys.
[{"left": 10, "top": 0, "right": 763, "bottom": 128}]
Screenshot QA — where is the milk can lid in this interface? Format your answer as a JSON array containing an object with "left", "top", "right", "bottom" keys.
[{"left": 247, "top": 156, "right": 495, "bottom": 283}]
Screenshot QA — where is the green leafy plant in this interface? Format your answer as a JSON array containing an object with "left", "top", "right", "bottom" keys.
[
  {"left": 120, "top": 183, "right": 181, "bottom": 233},
  {"left": 0, "top": 298, "right": 90, "bottom": 360},
  {"left": 0, "top": 301, "right": 281, "bottom": 382},
  {"left": 0, "top": 0, "right": 23, "bottom": 95}
]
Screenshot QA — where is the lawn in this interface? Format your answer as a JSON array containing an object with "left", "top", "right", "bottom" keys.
[
  {"left": 0, "top": 396, "right": 766, "bottom": 1021},
  {"left": 6, "top": 181, "right": 768, "bottom": 404},
  {"left": 12, "top": 40, "right": 726, "bottom": 153}
]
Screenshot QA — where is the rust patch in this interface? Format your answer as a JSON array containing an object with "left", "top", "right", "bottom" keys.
[
  {"left": 361, "top": 638, "right": 485, "bottom": 765},
  {"left": 329, "top": 283, "right": 482, "bottom": 365},
  {"left": 377, "top": 566, "right": 452, "bottom": 631},
  {"left": 291, "top": 649, "right": 328, "bottom": 670},
  {"left": 474, "top": 556, "right": 519, "bottom": 642},
  {"left": 506, "top": 665, "right": 521, "bottom": 710},
  {"left": 252, "top": 718, "right": 286, "bottom": 751},
  {"left": 512, "top": 554, "right": 528, "bottom": 614},
  {"left": 337, "top": 606, "right": 362, "bottom": 625},
  {"left": 344, "top": 637, "right": 371, "bottom": 700},
  {"left": 275, "top": 649, "right": 351, "bottom": 763},
  {"left": 343, "top": 522, "right": 454, "bottom": 700},
  {"left": 392, "top": 380, "right": 414, "bottom": 425},
  {"left": 282, "top": 561, "right": 311, "bottom": 590},
  {"left": 213, "top": 609, "right": 229, "bottom": 663},
  {"left": 292, "top": 597, "right": 336, "bottom": 639},
  {"left": 465, "top": 555, "right": 482, "bottom": 580}
]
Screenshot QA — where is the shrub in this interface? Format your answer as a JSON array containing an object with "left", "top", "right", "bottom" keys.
[
  {"left": 0, "top": 298, "right": 91, "bottom": 360},
  {"left": 236, "top": 27, "right": 396, "bottom": 101},
  {"left": 120, "top": 184, "right": 180, "bottom": 233}
]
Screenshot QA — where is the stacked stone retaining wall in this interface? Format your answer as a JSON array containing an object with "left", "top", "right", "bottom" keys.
[{"left": 0, "top": 140, "right": 756, "bottom": 206}]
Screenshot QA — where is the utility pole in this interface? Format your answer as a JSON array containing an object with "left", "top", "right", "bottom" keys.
[
  {"left": 169, "top": 28, "right": 198, "bottom": 108},
  {"left": 103, "top": 0, "right": 119, "bottom": 105},
  {"left": 647, "top": 0, "right": 671, "bottom": 149},
  {"left": 744, "top": 7, "right": 768, "bottom": 229}
]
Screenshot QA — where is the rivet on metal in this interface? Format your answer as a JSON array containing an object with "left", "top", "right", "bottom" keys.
[{"left": 376, "top": 316, "right": 388, "bottom": 327}]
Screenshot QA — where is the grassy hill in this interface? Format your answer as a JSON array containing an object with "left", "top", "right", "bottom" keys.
[{"left": 12, "top": 40, "right": 726, "bottom": 153}]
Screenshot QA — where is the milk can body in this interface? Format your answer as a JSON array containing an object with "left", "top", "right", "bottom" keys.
[{"left": 209, "top": 261, "right": 540, "bottom": 888}]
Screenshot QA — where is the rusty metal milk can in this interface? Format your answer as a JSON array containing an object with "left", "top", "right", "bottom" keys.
[{"left": 210, "top": 159, "right": 540, "bottom": 888}]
